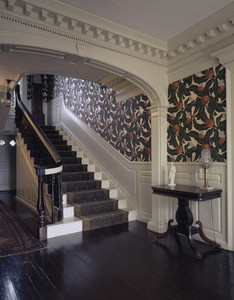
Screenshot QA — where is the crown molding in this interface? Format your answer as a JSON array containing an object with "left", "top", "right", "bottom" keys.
[
  {"left": 210, "top": 44, "right": 234, "bottom": 67},
  {"left": 0, "top": 0, "right": 168, "bottom": 66},
  {"left": 167, "top": 2, "right": 234, "bottom": 65},
  {"left": 1, "top": 0, "right": 234, "bottom": 76}
]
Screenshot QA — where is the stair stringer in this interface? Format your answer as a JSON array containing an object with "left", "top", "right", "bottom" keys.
[{"left": 57, "top": 126, "right": 137, "bottom": 221}]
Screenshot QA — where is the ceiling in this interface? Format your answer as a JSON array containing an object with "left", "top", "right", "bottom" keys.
[
  {"left": 0, "top": 0, "right": 233, "bottom": 94},
  {"left": 60, "top": 0, "right": 234, "bottom": 40},
  {"left": 0, "top": 48, "right": 110, "bottom": 88}
]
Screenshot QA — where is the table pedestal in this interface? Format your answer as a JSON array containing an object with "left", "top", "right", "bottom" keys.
[{"left": 156, "top": 198, "right": 221, "bottom": 259}]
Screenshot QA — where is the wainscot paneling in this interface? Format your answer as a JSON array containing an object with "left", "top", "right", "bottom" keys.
[{"left": 137, "top": 170, "right": 152, "bottom": 222}]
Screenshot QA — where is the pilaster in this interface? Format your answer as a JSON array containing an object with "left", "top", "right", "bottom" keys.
[
  {"left": 147, "top": 104, "right": 172, "bottom": 233},
  {"left": 211, "top": 45, "right": 234, "bottom": 250}
]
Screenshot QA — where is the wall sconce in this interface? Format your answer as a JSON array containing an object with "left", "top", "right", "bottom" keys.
[{"left": 199, "top": 148, "right": 213, "bottom": 189}]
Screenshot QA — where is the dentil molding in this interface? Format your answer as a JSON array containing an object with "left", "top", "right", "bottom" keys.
[
  {"left": 210, "top": 44, "right": 234, "bottom": 67},
  {"left": 1, "top": 0, "right": 234, "bottom": 72},
  {"left": 0, "top": 0, "right": 168, "bottom": 66}
]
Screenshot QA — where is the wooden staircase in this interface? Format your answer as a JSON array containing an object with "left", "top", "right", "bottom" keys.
[{"left": 41, "top": 126, "right": 131, "bottom": 233}]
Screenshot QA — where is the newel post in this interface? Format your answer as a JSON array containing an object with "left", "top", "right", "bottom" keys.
[{"left": 37, "top": 170, "right": 47, "bottom": 241}]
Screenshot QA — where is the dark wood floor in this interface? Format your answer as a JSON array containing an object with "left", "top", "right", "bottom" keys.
[{"left": 1, "top": 191, "right": 234, "bottom": 300}]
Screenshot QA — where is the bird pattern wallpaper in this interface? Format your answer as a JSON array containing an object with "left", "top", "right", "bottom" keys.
[
  {"left": 52, "top": 76, "right": 151, "bottom": 161},
  {"left": 167, "top": 64, "right": 226, "bottom": 162}
]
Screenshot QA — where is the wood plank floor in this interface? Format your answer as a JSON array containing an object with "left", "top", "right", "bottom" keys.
[{"left": 0, "top": 191, "right": 234, "bottom": 300}]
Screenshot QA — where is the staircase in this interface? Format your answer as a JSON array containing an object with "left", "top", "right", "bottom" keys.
[{"left": 41, "top": 125, "right": 129, "bottom": 232}]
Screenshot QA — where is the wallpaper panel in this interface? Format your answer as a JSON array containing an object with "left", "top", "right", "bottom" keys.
[
  {"left": 52, "top": 77, "right": 151, "bottom": 161},
  {"left": 167, "top": 64, "right": 226, "bottom": 162}
]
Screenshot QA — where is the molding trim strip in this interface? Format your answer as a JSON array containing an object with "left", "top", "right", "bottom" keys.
[
  {"left": 0, "top": 0, "right": 167, "bottom": 65},
  {"left": 1, "top": 0, "right": 234, "bottom": 70}
]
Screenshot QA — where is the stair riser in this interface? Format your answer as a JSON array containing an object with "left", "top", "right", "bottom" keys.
[
  {"left": 46, "top": 134, "right": 63, "bottom": 140},
  {"left": 62, "top": 158, "right": 82, "bottom": 164},
  {"left": 44, "top": 130, "right": 60, "bottom": 135},
  {"left": 67, "top": 189, "right": 109, "bottom": 203},
  {"left": 63, "top": 165, "right": 87, "bottom": 172},
  {"left": 82, "top": 211, "right": 129, "bottom": 231},
  {"left": 50, "top": 140, "right": 67, "bottom": 145},
  {"left": 40, "top": 126, "right": 56, "bottom": 130},
  {"left": 74, "top": 200, "right": 118, "bottom": 216},
  {"left": 59, "top": 151, "right": 77, "bottom": 157},
  {"left": 54, "top": 145, "right": 72, "bottom": 151},
  {"left": 63, "top": 180, "right": 101, "bottom": 192},
  {"left": 62, "top": 172, "right": 94, "bottom": 182}
]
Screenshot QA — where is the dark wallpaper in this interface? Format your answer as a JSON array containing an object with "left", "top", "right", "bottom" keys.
[
  {"left": 167, "top": 64, "right": 226, "bottom": 162},
  {"left": 52, "top": 76, "right": 151, "bottom": 161}
]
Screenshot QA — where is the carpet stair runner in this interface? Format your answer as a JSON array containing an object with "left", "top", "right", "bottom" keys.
[{"left": 41, "top": 126, "right": 129, "bottom": 231}]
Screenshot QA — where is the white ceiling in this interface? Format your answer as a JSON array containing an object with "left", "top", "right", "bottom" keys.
[
  {"left": 0, "top": 49, "right": 109, "bottom": 86},
  {"left": 60, "top": 0, "right": 234, "bottom": 40}
]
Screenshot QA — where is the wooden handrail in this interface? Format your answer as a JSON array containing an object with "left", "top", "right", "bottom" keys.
[{"left": 15, "top": 84, "right": 62, "bottom": 175}]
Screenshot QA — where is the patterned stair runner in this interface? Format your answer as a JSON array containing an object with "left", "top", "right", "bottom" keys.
[{"left": 41, "top": 126, "right": 128, "bottom": 231}]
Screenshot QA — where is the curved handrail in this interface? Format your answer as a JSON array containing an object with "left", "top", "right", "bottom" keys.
[{"left": 15, "top": 84, "right": 63, "bottom": 176}]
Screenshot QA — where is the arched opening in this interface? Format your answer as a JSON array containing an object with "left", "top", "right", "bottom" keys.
[{"left": 0, "top": 41, "right": 168, "bottom": 237}]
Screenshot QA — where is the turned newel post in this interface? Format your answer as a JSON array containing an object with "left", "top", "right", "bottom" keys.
[{"left": 37, "top": 170, "right": 47, "bottom": 241}]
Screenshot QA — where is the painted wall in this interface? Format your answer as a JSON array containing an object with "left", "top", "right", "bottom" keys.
[
  {"left": 52, "top": 76, "right": 151, "bottom": 162},
  {"left": 167, "top": 64, "right": 226, "bottom": 162}
]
